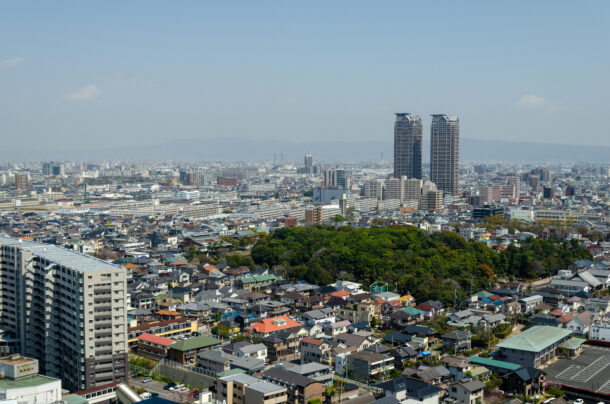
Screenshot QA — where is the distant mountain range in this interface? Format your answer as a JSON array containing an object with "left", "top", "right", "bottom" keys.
[{"left": 2, "top": 137, "right": 608, "bottom": 163}]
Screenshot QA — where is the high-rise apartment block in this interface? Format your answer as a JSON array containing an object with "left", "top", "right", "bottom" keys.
[
  {"left": 404, "top": 178, "right": 423, "bottom": 203},
  {"left": 0, "top": 237, "right": 127, "bottom": 392},
  {"left": 430, "top": 115, "right": 460, "bottom": 196},
  {"left": 394, "top": 114, "right": 423, "bottom": 180},
  {"left": 323, "top": 168, "right": 349, "bottom": 189},
  {"left": 363, "top": 179, "right": 383, "bottom": 200},
  {"left": 304, "top": 154, "right": 313, "bottom": 168},
  {"left": 384, "top": 177, "right": 404, "bottom": 201},
  {"left": 14, "top": 173, "right": 31, "bottom": 191}
]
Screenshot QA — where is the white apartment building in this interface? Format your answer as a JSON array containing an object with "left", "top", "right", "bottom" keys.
[{"left": 0, "top": 237, "right": 127, "bottom": 392}]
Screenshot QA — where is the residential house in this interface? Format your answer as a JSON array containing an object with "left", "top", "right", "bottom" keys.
[
  {"left": 167, "top": 335, "right": 223, "bottom": 364},
  {"left": 285, "top": 363, "right": 333, "bottom": 385},
  {"left": 347, "top": 351, "right": 394, "bottom": 381},
  {"left": 323, "top": 320, "right": 351, "bottom": 337},
  {"left": 442, "top": 331, "right": 472, "bottom": 352},
  {"left": 376, "top": 377, "right": 442, "bottom": 404},
  {"left": 247, "top": 316, "right": 302, "bottom": 339},
  {"left": 136, "top": 333, "right": 175, "bottom": 360},
  {"left": 300, "top": 337, "right": 332, "bottom": 365},
  {"left": 501, "top": 367, "right": 545, "bottom": 398},
  {"left": 565, "top": 311, "right": 594, "bottom": 335},
  {"left": 262, "top": 368, "right": 325, "bottom": 404},
  {"left": 446, "top": 379, "right": 485, "bottom": 404}
]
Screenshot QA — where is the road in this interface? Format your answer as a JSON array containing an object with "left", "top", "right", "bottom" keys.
[{"left": 130, "top": 376, "right": 198, "bottom": 402}]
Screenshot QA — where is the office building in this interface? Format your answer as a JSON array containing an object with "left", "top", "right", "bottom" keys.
[
  {"left": 0, "top": 237, "right": 127, "bottom": 392},
  {"left": 394, "top": 113, "right": 423, "bottom": 180},
  {"left": 430, "top": 114, "right": 460, "bottom": 195},
  {"left": 14, "top": 173, "right": 31, "bottom": 191}
]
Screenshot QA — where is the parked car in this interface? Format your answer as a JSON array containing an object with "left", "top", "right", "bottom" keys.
[
  {"left": 142, "top": 377, "right": 153, "bottom": 383},
  {"left": 192, "top": 332, "right": 201, "bottom": 336},
  {"left": 163, "top": 383, "right": 176, "bottom": 390},
  {"left": 129, "top": 372, "right": 139, "bottom": 378},
  {"left": 140, "top": 392, "right": 152, "bottom": 399}
]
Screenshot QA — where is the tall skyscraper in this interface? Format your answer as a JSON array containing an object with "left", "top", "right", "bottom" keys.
[
  {"left": 0, "top": 237, "right": 127, "bottom": 392},
  {"left": 394, "top": 113, "right": 423, "bottom": 180},
  {"left": 304, "top": 154, "right": 313, "bottom": 168},
  {"left": 430, "top": 114, "right": 460, "bottom": 196}
]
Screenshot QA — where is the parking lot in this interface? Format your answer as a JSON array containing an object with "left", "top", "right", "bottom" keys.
[
  {"left": 545, "top": 345, "right": 610, "bottom": 402},
  {"left": 130, "top": 376, "right": 199, "bottom": 402}
]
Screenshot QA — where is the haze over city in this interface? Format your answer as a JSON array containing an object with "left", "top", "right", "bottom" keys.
[
  {"left": 0, "top": 3, "right": 610, "bottom": 404},
  {"left": 2, "top": 1, "right": 610, "bottom": 157}
]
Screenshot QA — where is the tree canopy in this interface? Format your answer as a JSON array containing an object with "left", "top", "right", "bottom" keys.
[{"left": 251, "top": 225, "right": 591, "bottom": 305}]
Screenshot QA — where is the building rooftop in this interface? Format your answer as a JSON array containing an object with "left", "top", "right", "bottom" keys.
[
  {"left": 496, "top": 326, "right": 572, "bottom": 352},
  {"left": 468, "top": 356, "right": 521, "bottom": 371},
  {"left": 0, "top": 236, "right": 122, "bottom": 273},
  {"left": 246, "top": 380, "right": 285, "bottom": 394},
  {"left": 169, "top": 335, "right": 222, "bottom": 352},
  {"left": 0, "top": 374, "right": 59, "bottom": 389}
]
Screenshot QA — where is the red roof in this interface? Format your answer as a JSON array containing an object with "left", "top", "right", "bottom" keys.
[
  {"left": 415, "top": 304, "right": 435, "bottom": 312},
  {"left": 248, "top": 315, "right": 301, "bottom": 334},
  {"left": 301, "top": 337, "right": 324, "bottom": 346},
  {"left": 138, "top": 333, "right": 175, "bottom": 347}
]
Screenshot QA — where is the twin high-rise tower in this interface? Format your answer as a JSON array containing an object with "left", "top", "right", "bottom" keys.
[
  {"left": 393, "top": 113, "right": 460, "bottom": 195},
  {"left": 393, "top": 113, "right": 423, "bottom": 180}
]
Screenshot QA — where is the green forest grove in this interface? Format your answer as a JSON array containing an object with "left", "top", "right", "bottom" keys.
[{"left": 251, "top": 225, "right": 592, "bottom": 305}]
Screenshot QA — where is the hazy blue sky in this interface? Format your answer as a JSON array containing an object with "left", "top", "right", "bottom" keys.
[{"left": 1, "top": 1, "right": 609, "bottom": 152}]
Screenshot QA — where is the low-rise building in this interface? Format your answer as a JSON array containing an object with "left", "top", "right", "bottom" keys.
[
  {"left": 495, "top": 326, "right": 572, "bottom": 368},
  {"left": 347, "top": 351, "right": 394, "bottom": 381},
  {"left": 262, "top": 368, "right": 324, "bottom": 404},
  {"left": 446, "top": 379, "right": 485, "bottom": 404},
  {"left": 0, "top": 355, "right": 62, "bottom": 404},
  {"left": 167, "top": 335, "right": 223, "bottom": 364}
]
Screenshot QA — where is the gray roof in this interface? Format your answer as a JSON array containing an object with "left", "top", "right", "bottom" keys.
[
  {"left": 0, "top": 236, "right": 122, "bottom": 273},
  {"left": 285, "top": 362, "right": 330, "bottom": 375},
  {"left": 577, "top": 270, "right": 602, "bottom": 288},
  {"left": 236, "top": 343, "right": 267, "bottom": 355},
  {"left": 262, "top": 368, "right": 319, "bottom": 388},
  {"left": 246, "top": 381, "right": 285, "bottom": 394}
]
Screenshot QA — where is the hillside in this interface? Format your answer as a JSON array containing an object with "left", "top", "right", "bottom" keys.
[{"left": 251, "top": 225, "right": 591, "bottom": 305}]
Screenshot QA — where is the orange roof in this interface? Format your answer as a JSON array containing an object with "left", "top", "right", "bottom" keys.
[
  {"left": 157, "top": 310, "right": 180, "bottom": 316},
  {"left": 123, "top": 263, "right": 140, "bottom": 269},
  {"left": 19, "top": 237, "right": 34, "bottom": 241},
  {"left": 247, "top": 315, "right": 301, "bottom": 334},
  {"left": 202, "top": 264, "right": 219, "bottom": 272},
  {"left": 138, "top": 333, "right": 175, "bottom": 347},
  {"left": 396, "top": 295, "right": 415, "bottom": 302},
  {"left": 172, "top": 260, "right": 189, "bottom": 266},
  {"left": 331, "top": 290, "right": 350, "bottom": 297}
]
